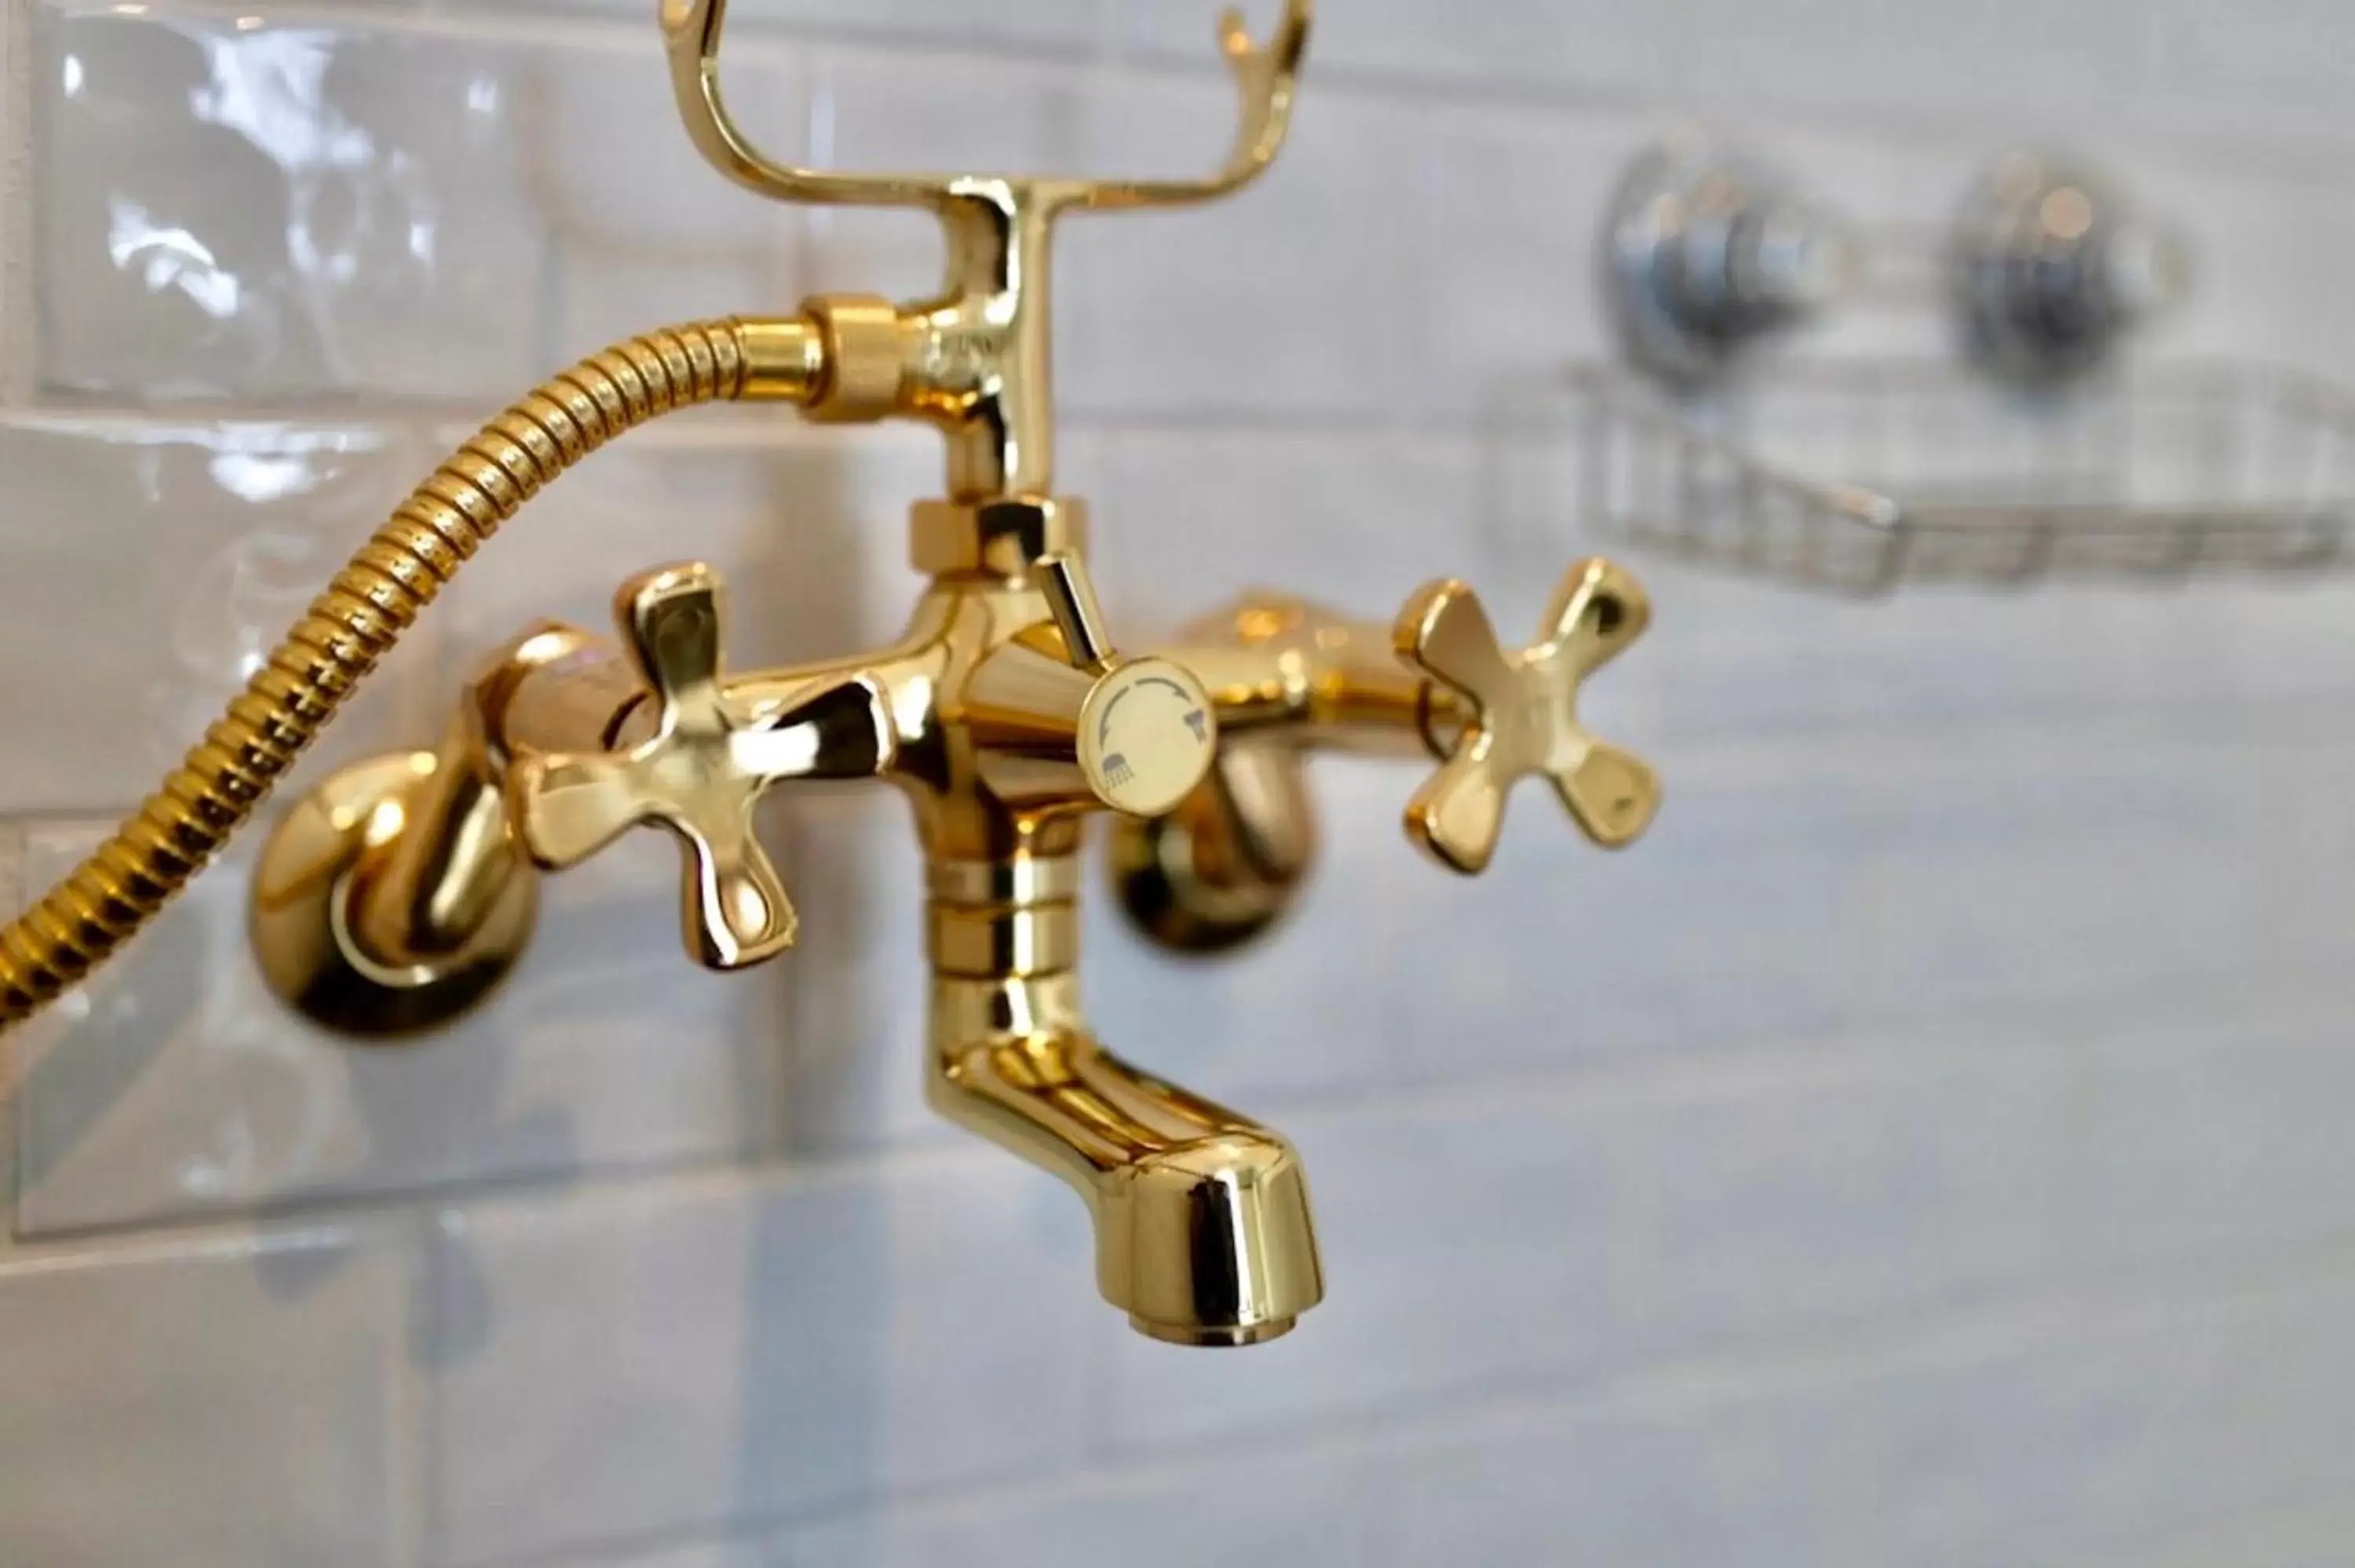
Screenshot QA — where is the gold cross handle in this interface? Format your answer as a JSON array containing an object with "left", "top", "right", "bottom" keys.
[
  {"left": 510, "top": 563, "right": 894, "bottom": 969},
  {"left": 1394, "top": 558, "right": 1660, "bottom": 875}
]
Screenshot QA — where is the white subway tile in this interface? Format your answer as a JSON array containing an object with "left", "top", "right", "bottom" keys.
[
  {"left": 435, "top": 423, "right": 934, "bottom": 668},
  {"left": 594, "top": 1541, "right": 782, "bottom": 1568},
  {"left": 1659, "top": 0, "right": 2143, "bottom": 134},
  {"left": 38, "top": 5, "right": 538, "bottom": 401},
  {"left": 1077, "top": 425, "right": 1485, "bottom": 618},
  {"left": 1389, "top": 761, "right": 1871, "bottom": 1075},
  {"left": 1860, "top": 1278, "right": 2355, "bottom": 1566},
  {"left": 1084, "top": 764, "right": 1429, "bottom": 1107},
  {"left": 2257, "top": 742, "right": 2355, "bottom": 977},
  {"left": 0, "top": 413, "right": 443, "bottom": 814},
  {"left": 2112, "top": 158, "right": 2332, "bottom": 369},
  {"left": 779, "top": 1442, "right": 1384, "bottom": 1568},
  {"left": 1424, "top": 108, "right": 1621, "bottom": 403},
  {"left": 529, "top": 30, "right": 806, "bottom": 360},
  {"left": 1128, "top": 0, "right": 1664, "bottom": 104},
  {"left": 2066, "top": 1007, "right": 2355, "bottom": 1270},
  {"left": 1094, "top": 1092, "right": 1622, "bottom": 1453},
  {"left": 2123, "top": 1496, "right": 2355, "bottom": 1568},
  {"left": 773, "top": 792, "right": 944, "bottom": 1156},
  {"left": 1057, "top": 71, "right": 1440, "bottom": 420},
  {"left": 34, "top": 3, "right": 803, "bottom": 405},
  {"left": 2140, "top": 0, "right": 2355, "bottom": 148},
  {"left": 424, "top": 1152, "right": 1097, "bottom": 1564},
  {"left": 1375, "top": 1377, "right": 1868, "bottom": 1568},
  {"left": 2215, "top": 578, "right": 2355, "bottom": 713},
  {"left": 1645, "top": 566, "right": 2264, "bottom": 749},
  {"left": 2188, "top": 1278, "right": 2355, "bottom": 1530},
  {"left": 794, "top": 39, "right": 1090, "bottom": 309},
  {"left": 1615, "top": 1049, "right": 2068, "bottom": 1354},
  {"left": 1848, "top": 740, "right": 2273, "bottom": 1024},
  {"left": 1861, "top": 1313, "right": 2220, "bottom": 1566},
  {"left": 0, "top": 1223, "right": 411, "bottom": 1568},
  {"left": 13, "top": 818, "right": 787, "bottom": 1234}
]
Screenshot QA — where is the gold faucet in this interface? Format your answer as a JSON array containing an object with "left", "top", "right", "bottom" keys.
[{"left": 0, "top": 0, "right": 1659, "bottom": 1347}]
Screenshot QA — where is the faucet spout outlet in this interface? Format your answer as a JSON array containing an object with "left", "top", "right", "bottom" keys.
[{"left": 928, "top": 954, "right": 1324, "bottom": 1347}]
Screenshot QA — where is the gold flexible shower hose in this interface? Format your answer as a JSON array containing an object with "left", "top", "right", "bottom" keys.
[{"left": 0, "top": 315, "right": 822, "bottom": 1030}]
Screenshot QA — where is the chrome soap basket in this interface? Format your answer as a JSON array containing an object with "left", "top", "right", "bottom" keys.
[{"left": 1585, "top": 132, "right": 2355, "bottom": 595}]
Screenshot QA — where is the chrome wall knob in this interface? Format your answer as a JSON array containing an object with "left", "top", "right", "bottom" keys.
[
  {"left": 1949, "top": 147, "right": 2191, "bottom": 387},
  {"left": 1603, "top": 129, "right": 1854, "bottom": 387}
]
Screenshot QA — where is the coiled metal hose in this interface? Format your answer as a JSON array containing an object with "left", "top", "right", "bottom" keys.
[{"left": 0, "top": 315, "right": 820, "bottom": 1030}]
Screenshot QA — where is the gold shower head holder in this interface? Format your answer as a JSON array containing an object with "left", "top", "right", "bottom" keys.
[{"left": 661, "top": 0, "right": 1309, "bottom": 214}]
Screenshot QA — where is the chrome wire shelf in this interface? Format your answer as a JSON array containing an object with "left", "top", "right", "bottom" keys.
[{"left": 1576, "top": 360, "right": 2355, "bottom": 594}]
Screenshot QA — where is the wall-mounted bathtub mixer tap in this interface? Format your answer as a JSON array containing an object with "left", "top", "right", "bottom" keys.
[
  {"left": 1605, "top": 129, "right": 2189, "bottom": 389},
  {"left": 0, "top": 0, "right": 1661, "bottom": 1347}
]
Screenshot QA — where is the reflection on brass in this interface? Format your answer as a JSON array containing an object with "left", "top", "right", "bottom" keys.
[
  {"left": 8, "top": 0, "right": 1662, "bottom": 1347},
  {"left": 1113, "top": 560, "right": 1660, "bottom": 947}
]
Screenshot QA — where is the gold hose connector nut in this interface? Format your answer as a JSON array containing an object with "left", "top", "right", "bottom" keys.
[{"left": 800, "top": 294, "right": 920, "bottom": 423}]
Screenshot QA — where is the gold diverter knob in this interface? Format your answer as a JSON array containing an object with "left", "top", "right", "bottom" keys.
[
  {"left": 514, "top": 563, "right": 894, "bottom": 968},
  {"left": 1034, "top": 553, "right": 1220, "bottom": 819},
  {"left": 1396, "top": 558, "right": 1660, "bottom": 874}
]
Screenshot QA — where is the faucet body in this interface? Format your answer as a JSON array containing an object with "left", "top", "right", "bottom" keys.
[
  {"left": 289, "top": 493, "right": 1340, "bottom": 1344},
  {"left": 200, "top": 0, "right": 1664, "bottom": 1344}
]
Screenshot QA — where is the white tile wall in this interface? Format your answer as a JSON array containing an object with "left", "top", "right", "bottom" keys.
[
  {"left": 0, "top": 413, "right": 439, "bottom": 812},
  {"left": 12, "top": 819, "right": 791, "bottom": 1235},
  {"left": 0, "top": 1221, "right": 415, "bottom": 1567},
  {"left": 422, "top": 1153, "right": 1096, "bottom": 1565},
  {"left": 8, "top": 1, "right": 2355, "bottom": 1565}
]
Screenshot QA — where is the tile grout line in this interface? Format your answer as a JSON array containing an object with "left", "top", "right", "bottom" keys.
[
  {"left": 0, "top": 817, "right": 20, "bottom": 1257},
  {"left": 2, "top": 921, "right": 2346, "bottom": 1256},
  {"left": 387, "top": 1205, "right": 437, "bottom": 1568},
  {"left": 0, "top": 0, "right": 35, "bottom": 409}
]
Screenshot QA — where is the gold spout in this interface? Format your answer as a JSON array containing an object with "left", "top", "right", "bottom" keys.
[{"left": 928, "top": 899, "right": 1322, "bottom": 1347}]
